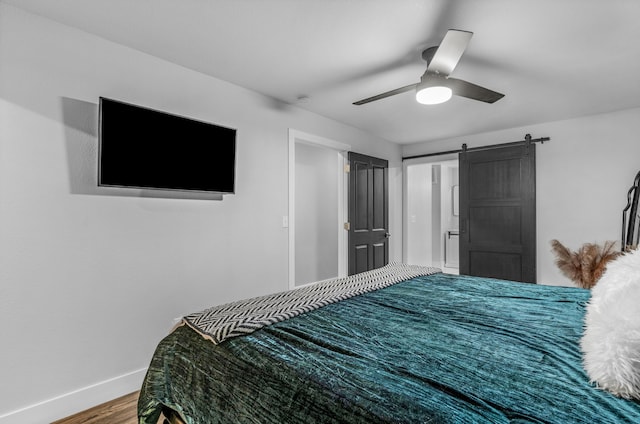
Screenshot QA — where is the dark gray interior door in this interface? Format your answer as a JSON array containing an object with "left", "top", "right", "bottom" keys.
[
  {"left": 348, "top": 152, "right": 389, "bottom": 275},
  {"left": 459, "top": 143, "right": 536, "bottom": 282}
]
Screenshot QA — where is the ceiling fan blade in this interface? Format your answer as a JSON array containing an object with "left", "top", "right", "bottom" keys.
[
  {"left": 447, "top": 77, "right": 504, "bottom": 103},
  {"left": 353, "top": 83, "right": 418, "bottom": 105},
  {"left": 427, "top": 29, "right": 473, "bottom": 76}
]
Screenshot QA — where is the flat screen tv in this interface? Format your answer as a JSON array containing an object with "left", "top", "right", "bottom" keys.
[{"left": 98, "top": 97, "right": 236, "bottom": 193}]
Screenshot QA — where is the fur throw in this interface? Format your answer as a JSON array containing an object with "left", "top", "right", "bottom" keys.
[
  {"left": 550, "top": 240, "right": 620, "bottom": 289},
  {"left": 581, "top": 248, "right": 640, "bottom": 399}
]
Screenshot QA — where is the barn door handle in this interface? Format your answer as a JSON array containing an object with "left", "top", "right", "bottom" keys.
[{"left": 385, "top": 232, "right": 391, "bottom": 238}]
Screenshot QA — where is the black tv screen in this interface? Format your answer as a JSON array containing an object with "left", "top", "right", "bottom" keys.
[{"left": 98, "top": 97, "right": 236, "bottom": 193}]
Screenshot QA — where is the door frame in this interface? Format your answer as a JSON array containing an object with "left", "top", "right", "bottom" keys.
[{"left": 288, "top": 129, "right": 351, "bottom": 289}]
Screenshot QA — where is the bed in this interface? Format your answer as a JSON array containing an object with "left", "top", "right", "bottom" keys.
[
  {"left": 622, "top": 170, "right": 640, "bottom": 251},
  {"left": 138, "top": 263, "right": 640, "bottom": 423}
]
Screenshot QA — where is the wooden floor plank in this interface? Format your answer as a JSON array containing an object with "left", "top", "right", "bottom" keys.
[{"left": 51, "top": 391, "right": 139, "bottom": 424}]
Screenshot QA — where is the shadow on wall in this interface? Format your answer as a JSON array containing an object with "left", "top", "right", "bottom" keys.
[{"left": 60, "top": 96, "right": 223, "bottom": 201}]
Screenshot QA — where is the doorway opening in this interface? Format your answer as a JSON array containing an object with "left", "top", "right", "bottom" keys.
[
  {"left": 288, "top": 130, "right": 350, "bottom": 289},
  {"left": 403, "top": 156, "right": 459, "bottom": 273}
]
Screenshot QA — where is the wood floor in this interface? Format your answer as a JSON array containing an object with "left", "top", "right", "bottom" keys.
[{"left": 52, "top": 391, "right": 139, "bottom": 424}]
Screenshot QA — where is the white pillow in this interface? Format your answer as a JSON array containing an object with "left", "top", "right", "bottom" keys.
[{"left": 581, "top": 248, "right": 640, "bottom": 399}]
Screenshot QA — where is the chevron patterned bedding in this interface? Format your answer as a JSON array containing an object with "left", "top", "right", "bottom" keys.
[
  {"left": 182, "top": 263, "right": 439, "bottom": 345},
  {"left": 138, "top": 270, "right": 640, "bottom": 424}
]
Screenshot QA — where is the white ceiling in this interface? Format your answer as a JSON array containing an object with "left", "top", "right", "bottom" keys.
[{"left": 5, "top": 0, "right": 640, "bottom": 145}]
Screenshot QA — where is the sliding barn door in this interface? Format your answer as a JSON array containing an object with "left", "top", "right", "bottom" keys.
[
  {"left": 348, "top": 152, "right": 389, "bottom": 275},
  {"left": 459, "top": 144, "right": 536, "bottom": 282}
]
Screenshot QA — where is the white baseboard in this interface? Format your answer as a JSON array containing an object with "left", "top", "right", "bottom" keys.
[{"left": 0, "top": 367, "right": 147, "bottom": 424}]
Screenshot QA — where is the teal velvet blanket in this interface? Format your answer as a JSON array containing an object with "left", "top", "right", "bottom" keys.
[{"left": 138, "top": 273, "right": 640, "bottom": 423}]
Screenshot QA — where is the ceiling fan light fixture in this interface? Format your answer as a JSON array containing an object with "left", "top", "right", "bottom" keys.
[{"left": 416, "top": 85, "right": 452, "bottom": 105}]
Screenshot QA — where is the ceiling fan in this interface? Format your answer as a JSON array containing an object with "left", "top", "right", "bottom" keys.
[{"left": 353, "top": 29, "right": 504, "bottom": 106}]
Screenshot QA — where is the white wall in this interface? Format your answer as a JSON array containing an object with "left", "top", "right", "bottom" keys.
[
  {"left": 0, "top": 5, "right": 402, "bottom": 422},
  {"left": 403, "top": 107, "right": 640, "bottom": 286},
  {"left": 294, "top": 143, "right": 339, "bottom": 285}
]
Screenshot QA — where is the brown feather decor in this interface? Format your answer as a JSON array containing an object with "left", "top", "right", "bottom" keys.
[{"left": 550, "top": 240, "right": 621, "bottom": 289}]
